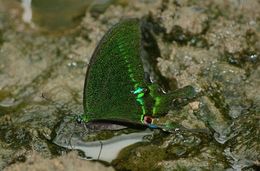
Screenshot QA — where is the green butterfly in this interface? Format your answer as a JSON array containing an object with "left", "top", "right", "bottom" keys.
[{"left": 77, "top": 18, "right": 196, "bottom": 131}]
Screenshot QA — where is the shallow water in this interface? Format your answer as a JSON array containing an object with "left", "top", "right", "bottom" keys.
[
  {"left": 54, "top": 127, "right": 153, "bottom": 162},
  {"left": 20, "top": 0, "right": 116, "bottom": 31}
]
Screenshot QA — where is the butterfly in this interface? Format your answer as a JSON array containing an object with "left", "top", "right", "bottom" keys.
[
  {"left": 77, "top": 18, "right": 197, "bottom": 131},
  {"left": 51, "top": 18, "right": 205, "bottom": 162}
]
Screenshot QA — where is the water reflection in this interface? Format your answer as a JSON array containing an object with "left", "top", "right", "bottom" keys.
[{"left": 53, "top": 119, "right": 153, "bottom": 162}]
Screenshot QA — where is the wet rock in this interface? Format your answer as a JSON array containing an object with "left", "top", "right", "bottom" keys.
[
  {"left": 157, "top": 46, "right": 219, "bottom": 87},
  {"left": 244, "top": 66, "right": 260, "bottom": 110},
  {"left": 0, "top": 0, "right": 259, "bottom": 170},
  {"left": 198, "top": 96, "right": 233, "bottom": 144},
  {"left": 4, "top": 152, "right": 114, "bottom": 171},
  {"left": 171, "top": 6, "right": 208, "bottom": 35},
  {"left": 157, "top": 144, "right": 227, "bottom": 170},
  {"left": 151, "top": 2, "right": 208, "bottom": 35},
  {"left": 224, "top": 51, "right": 259, "bottom": 74},
  {"left": 113, "top": 130, "right": 218, "bottom": 170},
  {"left": 202, "top": 63, "right": 250, "bottom": 118},
  {"left": 207, "top": 20, "right": 246, "bottom": 54},
  {"left": 225, "top": 111, "right": 260, "bottom": 170}
]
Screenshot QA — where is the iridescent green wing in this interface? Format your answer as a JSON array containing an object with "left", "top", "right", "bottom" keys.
[{"left": 83, "top": 19, "right": 146, "bottom": 123}]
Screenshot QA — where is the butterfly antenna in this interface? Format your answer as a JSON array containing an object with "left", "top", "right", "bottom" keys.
[{"left": 98, "top": 140, "right": 103, "bottom": 160}]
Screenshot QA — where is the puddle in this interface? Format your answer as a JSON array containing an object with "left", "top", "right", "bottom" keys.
[
  {"left": 20, "top": 0, "right": 116, "bottom": 31},
  {"left": 53, "top": 120, "right": 153, "bottom": 162},
  {"left": 20, "top": 0, "right": 91, "bottom": 30}
]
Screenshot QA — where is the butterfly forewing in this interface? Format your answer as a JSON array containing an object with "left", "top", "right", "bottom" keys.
[{"left": 83, "top": 19, "right": 146, "bottom": 123}]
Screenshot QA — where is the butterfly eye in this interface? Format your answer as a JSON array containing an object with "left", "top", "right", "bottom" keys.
[{"left": 144, "top": 115, "right": 153, "bottom": 124}]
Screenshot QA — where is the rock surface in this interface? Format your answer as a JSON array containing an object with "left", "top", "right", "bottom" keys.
[{"left": 0, "top": 0, "right": 259, "bottom": 170}]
